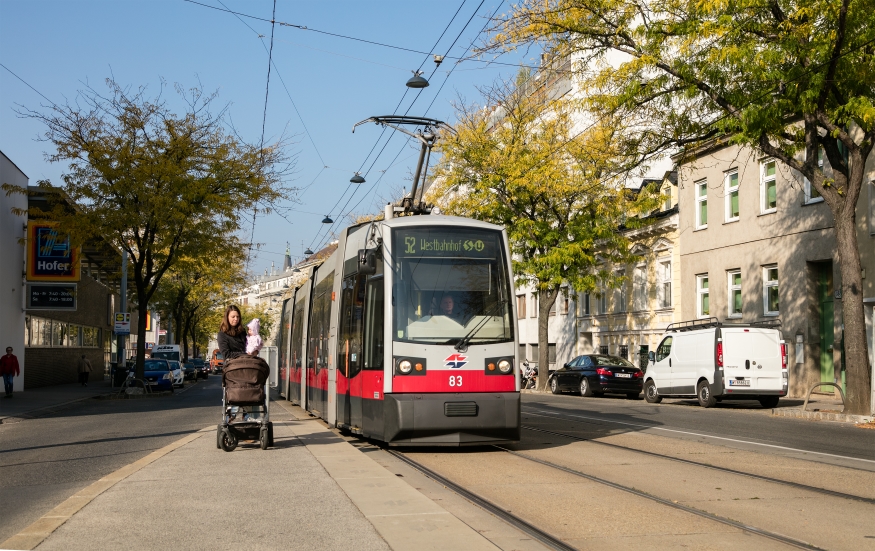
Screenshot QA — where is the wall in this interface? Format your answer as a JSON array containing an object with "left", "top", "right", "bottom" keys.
[{"left": 0, "top": 151, "right": 28, "bottom": 392}]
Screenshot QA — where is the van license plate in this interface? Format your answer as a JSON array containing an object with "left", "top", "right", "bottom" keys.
[
  {"left": 729, "top": 380, "right": 750, "bottom": 386},
  {"left": 615, "top": 373, "right": 631, "bottom": 378}
]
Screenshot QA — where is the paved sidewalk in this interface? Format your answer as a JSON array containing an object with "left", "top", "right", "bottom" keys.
[
  {"left": 2, "top": 399, "right": 502, "bottom": 551},
  {"left": 0, "top": 379, "right": 115, "bottom": 423}
]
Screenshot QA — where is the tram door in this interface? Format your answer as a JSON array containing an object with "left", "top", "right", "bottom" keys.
[
  {"left": 307, "top": 271, "right": 334, "bottom": 417},
  {"left": 338, "top": 274, "right": 366, "bottom": 429}
]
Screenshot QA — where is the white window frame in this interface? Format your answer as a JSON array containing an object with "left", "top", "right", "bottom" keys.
[
  {"left": 598, "top": 292, "right": 607, "bottom": 315},
  {"left": 724, "top": 170, "right": 740, "bottom": 222},
  {"left": 695, "top": 180, "right": 708, "bottom": 229},
  {"left": 727, "top": 270, "right": 742, "bottom": 318},
  {"left": 516, "top": 294, "right": 526, "bottom": 319},
  {"left": 804, "top": 148, "right": 825, "bottom": 204},
  {"left": 580, "top": 292, "right": 591, "bottom": 316},
  {"left": 661, "top": 184, "right": 672, "bottom": 211},
  {"left": 761, "top": 159, "right": 778, "bottom": 214},
  {"left": 657, "top": 259, "right": 672, "bottom": 309},
  {"left": 633, "top": 264, "right": 647, "bottom": 311},
  {"left": 616, "top": 270, "right": 626, "bottom": 313},
  {"left": 763, "top": 265, "right": 780, "bottom": 316},
  {"left": 697, "top": 274, "right": 710, "bottom": 318}
]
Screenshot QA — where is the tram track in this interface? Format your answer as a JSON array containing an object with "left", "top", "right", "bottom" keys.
[
  {"left": 386, "top": 449, "right": 578, "bottom": 551},
  {"left": 491, "top": 445, "right": 827, "bottom": 551},
  {"left": 520, "top": 424, "right": 875, "bottom": 505}
]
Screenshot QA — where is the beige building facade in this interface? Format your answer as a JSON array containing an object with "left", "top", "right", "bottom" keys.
[{"left": 676, "top": 141, "right": 874, "bottom": 402}]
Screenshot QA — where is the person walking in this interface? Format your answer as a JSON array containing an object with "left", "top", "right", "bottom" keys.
[
  {"left": 77, "top": 354, "right": 93, "bottom": 386},
  {"left": 218, "top": 305, "right": 247, "bottom": 421},
  {"left": 1, "top": 346, "right": 21, "bottom": 398}
]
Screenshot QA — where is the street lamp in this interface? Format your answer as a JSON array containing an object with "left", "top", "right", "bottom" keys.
[
  {"left": 350, "top": 172, "right": 365, "bottom": 184},
  {"left": 304, "top": 248, "right": 314, "bottom": 256},
  {"left": 406, "top": 70, "right": 429, "bottom": 89},
  {"left": 322, "top": 215, "right": 333, "bottom": 224}
]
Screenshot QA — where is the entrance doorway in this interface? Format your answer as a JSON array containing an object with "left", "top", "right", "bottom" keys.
[{"left": 816, "top": 263, "right": 835, "bottom": 386}]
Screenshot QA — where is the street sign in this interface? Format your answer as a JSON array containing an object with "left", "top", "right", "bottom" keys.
[
  {"left": 27, "top": 283, "right": 77, "bottom": 310},
  {"left": 114, "top": 312, "right": 131, "bottom": 335}
]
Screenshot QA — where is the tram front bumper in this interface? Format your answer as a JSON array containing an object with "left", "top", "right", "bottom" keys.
[{"left": 383, "top": 392, "right": 520, "bottom": 446}]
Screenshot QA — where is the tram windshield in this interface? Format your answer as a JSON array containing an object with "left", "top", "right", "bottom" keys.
[{"left": 392, "top": 226, "right": 513, "bottom": 345}]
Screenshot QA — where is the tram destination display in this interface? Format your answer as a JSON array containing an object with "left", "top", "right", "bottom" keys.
[
  {"left": 27, "top": 283, "right": 78, "bottom": 310},
  {"left": 396, "top": 227, "right": 498, "bottom": 258}
]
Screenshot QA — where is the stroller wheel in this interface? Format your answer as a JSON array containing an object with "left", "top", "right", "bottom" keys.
[
  {"left": 216, "top": 425, "right": 223, "bottom": 449},
  {"left": 267, "top": 422, "right": 274, "bottom": 447},
  {"left": 260, "top": 427, "right": 269, "bottom": 450},
  {"left": 220, "top": 429, "right": 238, "bottom": 452}
]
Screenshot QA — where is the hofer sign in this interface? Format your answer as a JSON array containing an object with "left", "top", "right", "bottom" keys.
[{"left": 26, "top": 221, "right": 81, "bottom": 282}]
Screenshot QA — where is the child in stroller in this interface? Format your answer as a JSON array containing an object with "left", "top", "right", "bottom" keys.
[{"left": 217, "top": 354, "right": 273, "bottom": 451}]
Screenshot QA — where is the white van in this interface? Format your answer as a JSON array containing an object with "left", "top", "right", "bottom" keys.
[
  {"left": 644, "top": 318, "right": 787, "bottom": 408},
  {"left": 152, "top": 344, "right": 181, "bottom": 363}
]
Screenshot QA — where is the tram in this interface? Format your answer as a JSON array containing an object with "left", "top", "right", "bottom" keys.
[{"left": 277, "top": 209, "right": 520, "bottom": 445}]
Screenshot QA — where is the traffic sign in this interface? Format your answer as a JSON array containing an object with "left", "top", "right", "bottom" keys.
[{"left": 114, "top": 312, "right": 131, "bottom": 335}]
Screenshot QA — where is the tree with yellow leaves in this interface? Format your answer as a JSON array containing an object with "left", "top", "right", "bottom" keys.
[
  {"left": 430, "top": 76, "right": 659, "bottom": 390},
  {"left": 490, "top": 0, "right": 874, "bottom": 412}
]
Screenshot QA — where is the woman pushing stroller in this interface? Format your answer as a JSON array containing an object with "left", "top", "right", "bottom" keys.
[{"left": 217, "top": 305, "right": 273, "bottom": 451}]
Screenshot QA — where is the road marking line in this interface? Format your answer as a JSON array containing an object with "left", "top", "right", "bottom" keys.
[
  {"left": 523, "top": 408, "right": 875, "bottom": 464},
  {"left": 0, "top": 427, "right": 209, "bottom": 550}
]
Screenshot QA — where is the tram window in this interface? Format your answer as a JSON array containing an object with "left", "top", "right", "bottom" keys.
[
  {"left": 291, "top": 297, "right": 305, "bottom": 368},
  {"left": 363, "top": 276, "right": 384, "bottom": 370},
  {"left": 392, "top": 226, "right": 513, "bottom": 345},
  {"left": 308, "top": 271, "right": 334, "bottom": 371},
  {"left": 337, "top": 275, "right": 366, "bottom": 378}
]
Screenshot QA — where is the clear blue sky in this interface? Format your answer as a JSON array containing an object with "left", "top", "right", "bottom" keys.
[{"left": 1, "top": 0, "right": 535, "bottom": 276}]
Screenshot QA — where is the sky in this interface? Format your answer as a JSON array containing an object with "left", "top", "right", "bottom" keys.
[{"left": 1, "top": 0, "right": 543, "bottom": 277}]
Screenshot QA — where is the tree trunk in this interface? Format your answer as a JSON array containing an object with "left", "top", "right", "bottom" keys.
[
  {"left": 536, "top": 287, "right": 560, "bottom": 391},
  {"left": 834, "top": 215, "right": 871, "bottom": 415},
  {"left": 134, "top": 291, "right": 148, "bottom": 380}
]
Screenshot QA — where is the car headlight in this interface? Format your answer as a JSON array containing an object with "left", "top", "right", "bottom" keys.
[
  {"left": 498, "top": 359, "right": 512, "bottom": 374},
  {"left": 163, "top": 373, "right": 172, "bottom": 380},
  {"left": 398, "top": 360, "right": 412, "bottom": 374}
]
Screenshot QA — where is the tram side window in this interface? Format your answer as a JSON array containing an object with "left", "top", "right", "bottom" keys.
[
  {"left": 291, "top": 298, "right": 305, "bottom": 368},
  {"left": 309, "top": 272, "right": 335, "bottom": 371},
  {"left": 363, "top": 276, "right": 384, "bottom": 370}
]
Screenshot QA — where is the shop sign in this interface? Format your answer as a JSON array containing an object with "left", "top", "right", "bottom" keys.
[
  {"left": 114, "top": 312, "right": 131, "bottom": 335},
  {"left": 26, "top": 221, "right": 81, "bottom": 282},
  {"left": 27, "top": 283, "right": 77, "bottom": 310}
]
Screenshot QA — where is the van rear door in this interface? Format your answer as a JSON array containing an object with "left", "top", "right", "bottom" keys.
[{"left": 722, "top": 328, "right": 783, "bottom": 391}]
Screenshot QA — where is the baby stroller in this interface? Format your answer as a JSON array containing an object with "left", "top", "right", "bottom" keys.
[{"left": 217, "top": 355, "right": 274, "bottom": 451}]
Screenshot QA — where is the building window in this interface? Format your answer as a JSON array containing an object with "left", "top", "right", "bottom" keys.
[
  {"left": 530, "top": 295, "right": 538, "bottom": 318},
  {"left": 519, "top": 344, "right": 527, "bottom": 361},
  {"left": 697, "top": 275, "right": 710, "bottom": 318},
  {"left": 530, "top": 343, "right": 538, "bottom": 360},
  {"left": 548, "top": 344, "right": 557, "bottom": 364},
  {"left": 804, "top": 148, "right": 824, "bottom": 204},
  {"left": 728, "top": 270, "right": 742, "bottom": 318},
  {"left": 661, "top": 184, "right": 672, "bottom": 211},
  {"left": 618, "top": 344, "right": 628, "bottom": 359},
  {"left": 559, "top": 292, "right": 569, "bottom": 315},
  {"left": 696, "top": 180, "right": 708, "bottom": 228},
  {"left": 763, "top": 266, "right": 779, "bottom": 315},
  {"left": 599, "top": 345, "right": 609, "bottom": 355},
  {"left": 580, "top": 293, "right": 591, "bottom": 316},
  {"left": 725, "top": 171, "right": 739, "bottom": 222},
  {"left": 615, "top": 270, "right": 626, "bottom": 313},
  {"left": 761, "top": 160, "right": 777, "bottom": 213},
  {"left": 598, "top": 293, "right": 607, "bottom": 315},
  {"left": 633, "top": 265, "right": 647, "bottom": 311},
  {"left": 657, "top": 260, "right": 672, "bottom": 308},
  {"left": 516, "top": 295, "right": 526, "bottom": 318}
]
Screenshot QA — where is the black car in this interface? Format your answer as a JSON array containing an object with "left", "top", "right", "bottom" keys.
[
  {"left": 189, "top": 358, "right": 209, "bottom": 379},
  {"left": 181, "top": 361, "right": 198, "bottom": 381},
  {"left": 548, "top": 354, "right": 643, "bottom": 399}
]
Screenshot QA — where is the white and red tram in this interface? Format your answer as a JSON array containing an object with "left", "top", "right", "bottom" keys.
[{"left": 277, "top": 212, "right": 520, "bottom": 445}]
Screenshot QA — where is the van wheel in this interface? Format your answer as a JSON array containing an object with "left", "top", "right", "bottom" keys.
[
  {"left": 579, "top": 377, "right": 593, "bottom": 397},
  {"left": 644, "top": 380, "right": 662, "bottom": 403},
  {"left": 697, "top": 381, "right": 717, "bottom": 408},
  {"left": 758, "top": 396, "right": 779, "bottom": 409},
  {"left": 550, "top": 377, "right": 561, "bottom": 395}
]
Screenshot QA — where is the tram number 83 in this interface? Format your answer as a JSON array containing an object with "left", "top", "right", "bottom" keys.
[{"left": 448, "top": 375, "right": 463, "bottom": 387}]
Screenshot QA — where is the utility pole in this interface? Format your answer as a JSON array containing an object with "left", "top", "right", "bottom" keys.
[{"left": 116, "top": 249, "right": 127, "bottom": 384}]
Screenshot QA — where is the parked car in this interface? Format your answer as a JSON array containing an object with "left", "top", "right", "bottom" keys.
[
  {"left": 128, "top": 359, "right": 174, "bottom": 392},
  {"left": 168, "top": 360, "right": 185, "bottom": 388},
  {"left": 644, "top": 318, "right": 787, "bottom": 408},
  {"left": 548, "top": 354, "right": 643, "bottom": 399},
  {"left": 188, "top": 358, "right": 209, "bottom": 379},
  {"left": 181, "top": 361, "right": 197, "bottom": 381}
]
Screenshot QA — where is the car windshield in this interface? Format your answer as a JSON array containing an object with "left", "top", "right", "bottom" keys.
[
  {"left": 392, "top": 226, "right": 513, "bottom": 345},
  {"left": 143, "top": 361, "right": 169, "bottom": 371},
  {"left": 168, "top": 361, "right": 180, "bottom": 369},
  {"left": 591, "top": 355, "right": 635, "bottom": 368},
  {"left": 216, "top": 353, "right": 223, "bottom": 359}
]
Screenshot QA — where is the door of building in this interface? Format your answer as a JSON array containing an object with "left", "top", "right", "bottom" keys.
[{"left": 817, "top": 263, "right": 835, "bottom": 385}]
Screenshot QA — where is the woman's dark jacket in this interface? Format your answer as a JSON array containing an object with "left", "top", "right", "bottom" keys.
[{"left": 218, "top": 330, "right": 247, "bottom": 361}]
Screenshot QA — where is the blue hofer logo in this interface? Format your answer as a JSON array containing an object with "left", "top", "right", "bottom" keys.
[
  {"left": 445, "top": 353, "right": 468, "bottom": 369},
  {"left": 35, "top": 227, "right": 73, "bottom": 275}
]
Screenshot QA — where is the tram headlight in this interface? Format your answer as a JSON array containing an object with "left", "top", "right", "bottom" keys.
[
  {"left": 398, "top": 360, "right": 413, "bottom": 374},
  {"left": 498, "top": 359, "right": 512, "bottom": 374}
]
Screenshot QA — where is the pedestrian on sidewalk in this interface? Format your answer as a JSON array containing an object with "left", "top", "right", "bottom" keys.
[
  {"left": 1, "top": 346, "right": 20, "bottom": 398},
  {"left": 218, "top": 305, "right": 247, "bottom": 421},
  {"left": 77, "top": 354, "right": 92, "bottom": 386}
]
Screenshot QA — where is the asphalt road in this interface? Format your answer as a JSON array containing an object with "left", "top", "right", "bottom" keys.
[
  {"left": 0, "top": 377, "right": 224, "bottom": 543},
  {"left": 521, "top": 392, "right": 875, "bottom": 466}
]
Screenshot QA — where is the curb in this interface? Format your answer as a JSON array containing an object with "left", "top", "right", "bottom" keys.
[
  {"left": 0, "top": 426, "right": 210, "bottom": 550},
  {"left": 771, "top": 408, "right": 874, "bottom": 424}
]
